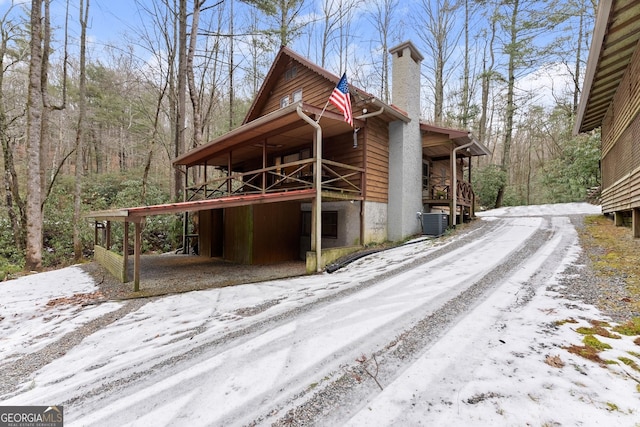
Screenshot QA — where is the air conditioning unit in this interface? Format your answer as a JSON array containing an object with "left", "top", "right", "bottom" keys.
[{"left": 421, "top": 212, "right": 449, "bottom": 236}]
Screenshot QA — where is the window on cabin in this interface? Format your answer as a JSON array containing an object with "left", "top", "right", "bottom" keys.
[
  {"left": 280, "top": 95, "right": 290, "bottom": 108},
  {"left": 301, "top": 211, "right": 338, "bottom": 239},
  {"left": 292, "top": 88, "right": 303, "bottom": 103},
  {"left": 285, "top": 66, "right": 297, "bottom": 81}
]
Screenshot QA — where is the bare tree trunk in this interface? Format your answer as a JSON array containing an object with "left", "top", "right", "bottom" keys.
[
  {"left": 0, "top": 9, "right": 26, "bottom": 251},
  {"left": 416, "top": 0, "right": 462, "bottom": 125},
  {"left": 479, "top": 13, "right": 496, "bottom": 146},
  {"left": 73, "top": 0, "right": 89, "bottom": 261},
  {"left": 573, "top": 2, "right": 584, "bottom": 116},
  {"left": 368, "top": 0, "right": 396, "bottom": 103},
  {"left": 461, "top": 0, "right": 470, "bottom": 128},
  {"left": 228, "top": 0, "right": 234, "bottom": 130},
  {"left": 187, "top": 0, "right": 203, "bottom": 147},
  {"left": 174, "top": 0, "right": 187, "bottom": 201},
  {"left": 26, "top": 0, "right": 44, "bottom": 270},
  {"left": 495, "top": 0, "right": 519, "bottom": 209}
]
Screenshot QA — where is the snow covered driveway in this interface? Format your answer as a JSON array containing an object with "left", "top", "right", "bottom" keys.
[{"left": 2, "top": 203, "right": 638, "bottom": 426}]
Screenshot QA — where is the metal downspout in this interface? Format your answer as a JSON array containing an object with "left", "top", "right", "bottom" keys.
[
  {"left": 297, "top": 104, "right": 323, "bottom": 272},
  {"left": 452, "top": 139, "right": 476, "bottom": 226}
]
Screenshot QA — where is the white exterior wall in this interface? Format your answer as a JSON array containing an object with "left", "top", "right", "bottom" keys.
[
  {"left": 387, "top": 42, "right": 424, "bottom": 241},
  {"left": 363, "top": 201, "right": 388, "bottom": 244},
  {"left": 300, "top": 201, "right": 361, "bottom": 258}
]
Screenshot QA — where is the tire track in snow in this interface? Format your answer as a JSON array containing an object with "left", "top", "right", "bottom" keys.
[
  {"left": 340, "top": 216, "right": 583, "bottom": 426},
  {"left": 64, "top": 217, "right": 555, "bottom": 426},
  {"left": 269, "top": 216, "right": 568, "bottom": 426}
]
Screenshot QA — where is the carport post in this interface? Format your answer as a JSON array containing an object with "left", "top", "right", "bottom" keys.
[
  {"left": 134, "top": 220, "right": 142, "bottom": 292},
  {"left": 123, "top": 221, "right": 129, "bottom": 282},
  {"left": 297, "top": 105, "right": 323, "bottom": 272}
]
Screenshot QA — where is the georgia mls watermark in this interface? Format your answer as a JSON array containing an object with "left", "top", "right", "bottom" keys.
[{"left": 0, "top": 406, "right": 63, "bottom": 427}]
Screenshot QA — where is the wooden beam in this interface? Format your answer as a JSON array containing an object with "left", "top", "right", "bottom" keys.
[
  {"left": 134, "top": 221, "right": 142, "bottom": 291},
  {"left": 615, "top": 211, "right": 624, "bottom": 226},
  {"left": 633, "top": 208, "right": 640, "bottom": 238},
  {"left": 106, "top": 221, "right": 112, "bottom": 250},
  {"left": 123, "top": 221, "right": 129, "bottom": 283}
]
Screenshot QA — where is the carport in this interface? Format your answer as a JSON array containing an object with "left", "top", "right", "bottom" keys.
[{"left": 87, "top": 189, "right": 315, "bottom": 291}]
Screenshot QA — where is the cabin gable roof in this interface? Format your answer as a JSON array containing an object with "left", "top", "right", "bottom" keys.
[{"left": 243, "top": 46, "right": 409, "bottom": 125}]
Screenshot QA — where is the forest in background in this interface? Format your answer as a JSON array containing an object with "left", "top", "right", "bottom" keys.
[{"left": 0, "top": 0, "right": 601, "bottom": 273}]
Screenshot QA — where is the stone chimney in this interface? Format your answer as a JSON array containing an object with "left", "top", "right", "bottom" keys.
[
  {"left": 389, "top": 41, "right": 423, "bottom": 120},
  {"left": 387, "top": 41, "right": 424, "bottom": 241}
]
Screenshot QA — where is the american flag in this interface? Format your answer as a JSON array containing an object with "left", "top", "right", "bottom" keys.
[{"left": 329, "top": 73, "right": 353, "bottom": 127}]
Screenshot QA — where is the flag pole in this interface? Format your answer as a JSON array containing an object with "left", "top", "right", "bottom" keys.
[{"left": 315, "top": 98, "right": 331, "bottom": 124}]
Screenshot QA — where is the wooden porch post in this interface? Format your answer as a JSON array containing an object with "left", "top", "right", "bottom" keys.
[
  {"left": 182, "top": 168, "right": 189, "bottom": 254},
  {"left": 227, "top": 152, "right": 232, "bottom": 195},
  {"left": 134, "top": 220, "right": 142, "bottom": 292},
  {"left": 296, "top": 105, "right": 322, "bottom": 272},
  {"left": 204, "top": 160, "right": 208, "bottom": 198},
  {"left": 614, "top": 211, "right": 624, "bottom": 226},
  {"left": 123, "top": 220, "right": 129, "bottom": 282},
  {"left": 469, "top": 155, "right": 475, "bottom": 218},
  {"left": 449, "top": 143, "right": 455, "bottom": 227},
  {"left": 633, "top": 208, "right": 640, "bottom": 238},
  {"left": 262, "top": 140, "right": 267, "bottom": 194},
  {"left": 105, "top": 221, "right": 112, "bottom": 250}
]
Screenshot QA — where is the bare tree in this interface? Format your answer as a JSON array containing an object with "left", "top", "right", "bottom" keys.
[
  {"left": 494, "top": 0, "right": 567, "bottom": 208},
  {"left": 415, "top": 0, "right": 462, "bottom": 125},
  {"left": 187, "top": 0, "right": 204, "bottom": 147},
  {"left": 0, "top": 3, "right": 27, "bottom": 251},
  {"left": 73, "top": 0, "right": 90, "bottom": 261},
  {"left": 367, "top": 0, "right": 399, "bottom": 103},
  {"left": 478, "top": 2, "right": 498, "bottom": 147},
  {"left": 176, "top": 0, "right": 187, "bottom": 201},
  {"left": 25, "top": 0, "right": 45, "bottom": 270}
]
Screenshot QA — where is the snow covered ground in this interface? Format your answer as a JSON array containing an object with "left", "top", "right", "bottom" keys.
[{"left": 2, "top": 202, "right": 639, "bottom": 426}]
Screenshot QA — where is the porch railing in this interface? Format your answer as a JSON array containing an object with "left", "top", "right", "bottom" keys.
[
  {"left": 423, "top": 180, "right": 474, "bottom": 207},
  {"left": 187, "top": 158, "right": 364, "bottom": 201}
]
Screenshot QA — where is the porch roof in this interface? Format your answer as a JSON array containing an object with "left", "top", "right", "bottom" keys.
[
  {"left": 173, "top": 102, "right": 353, "bottom": 168},
  {"left": 574, "top": 0, "right": 640, "bottom": 134},
  {"left": 420, "top": 123, "right": 491, "bottom": 159}
]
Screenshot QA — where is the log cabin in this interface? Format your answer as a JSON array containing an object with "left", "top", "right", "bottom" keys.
[
  {"left": 88, "top": 41, "right": 490, "bottom": 288},
  {"left": 574, "top": 0, "right": 640, "bottom": 237}
]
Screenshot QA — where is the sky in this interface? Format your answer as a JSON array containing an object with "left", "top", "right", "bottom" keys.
[
  {"left": 0, "top": 0, "right": 588, "bottom": 126},
  {"left": 3, "top": 202, "right": 639, "bottom": 426}
]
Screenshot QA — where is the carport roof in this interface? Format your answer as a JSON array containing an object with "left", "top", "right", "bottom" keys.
[{"left": 86, "top": 189, "right": 316, "bottom": 222}]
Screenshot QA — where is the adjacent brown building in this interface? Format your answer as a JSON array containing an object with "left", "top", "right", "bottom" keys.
[{"left": 575, "top": 0, "right": 640, "bottom": 237}]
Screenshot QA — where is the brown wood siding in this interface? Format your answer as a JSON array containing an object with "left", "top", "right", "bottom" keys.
[
  {"left": 601, "top": 169, "right": 640, "bottom": 213},
  {"left": 602, "top": 40, "right": 640, "bottom": 158},
  {"left": 364, "top": 118, "right": 389, "bottom": 203},
  {"left": 256, "top": 61, "right": 340, "bottom": 118},
  {"left": 601, "top": 111, "right": 640, "bottom": 213},
  {"left": 223, "top": 206, "right": 253, "bottom": 264},
  {"left": 323, "top": 133, "right": 363, "bottom": 192},
  {"left": 252, "top": 202, "right": 302, "bottom": 264},
  {"left": 600, "top": 42, "right": 640, "bottom": 213},
  {"left": 198, "top": 210, "right": 223, "bottom": 257}
]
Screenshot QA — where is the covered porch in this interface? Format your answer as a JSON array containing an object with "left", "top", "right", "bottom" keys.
[
  {"left": 87, "top": 102, "right": 371, "bottom": 289},
  {"left": 420, "top": 124, "right": 491, "bottom": 226},
  {"left": 174, "top": 101, "right": 367, "bottom": 269}
]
